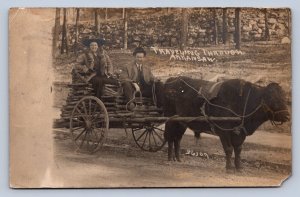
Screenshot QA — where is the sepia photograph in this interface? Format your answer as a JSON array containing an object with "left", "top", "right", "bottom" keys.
[{"left": 10, "top": 7, "right": 291, "bottom": 188}]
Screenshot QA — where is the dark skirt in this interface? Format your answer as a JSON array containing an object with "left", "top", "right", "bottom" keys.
[{"left": 90, "top": 76, "right": 119, "bottom": 98}]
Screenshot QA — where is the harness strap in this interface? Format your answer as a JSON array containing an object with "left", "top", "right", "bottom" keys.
[{"left": 200, "top": 102, "right": 217, "bottom": 135}]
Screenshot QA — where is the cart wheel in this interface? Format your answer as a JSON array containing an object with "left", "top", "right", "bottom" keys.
[
  {"left": 132, "top": 124, "right": 166, "bottom": 152},
  {"left": 70, "top": 96, "right": 109, "bottom": 153}
]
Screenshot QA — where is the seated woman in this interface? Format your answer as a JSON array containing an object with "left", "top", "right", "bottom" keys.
[{"left": 75, "top": 38, "right": 119, "bottom": 98}]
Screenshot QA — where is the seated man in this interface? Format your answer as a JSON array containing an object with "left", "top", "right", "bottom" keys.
[
  {"left": 120, "top": 47, "right": 156, "bottom": 110},
  {"left": 76, "top": 38, "right": 119, "bottom": 98}
]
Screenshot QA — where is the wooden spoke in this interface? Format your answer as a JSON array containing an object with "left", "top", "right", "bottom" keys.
[
  {"left": 132, "top": 124, "right": 166, "bottom": 152},
  {"left": 72, "top": 126, "right": 85, "bottom": 132},
  {"left": 75, "top": 107, "right": 87, "bottom": 121},
  {"left": 79, "top": 131, "right": 88, "bottom": 148},
  {"left": 91, "top": 128, "right": 100, "bottom": 141},
  {"left": 70, "top": 96, "right": 109, "bottom": 153},
  {"left": 136, "top": 129, "right": 148, "bottom": 142},
  {"left": 152, "top": 129, "right": 164, "bottom": 142},
  {"left": 89, "top": 99, "right": 92, "bottom": 115},
  {"left": 81, "top": 100, "right": 88, "bottom": 117},
  {"left": 74, "top": 128, "right": 86, "bottom": 141},
  {"left": 72, "top": 118, "right": 84, "bottom": 123},
  {"left": 132, "top": 127, "right": 143, "bottom": 132},
  {"left": 141, "top": 131, "right": 149, "bottom": 148},
  {"left": 151, "top": 131, "right": 158, "bottom": 147},
  {"left": 153, "top": 126, "right": 164, "bottom": 132}
]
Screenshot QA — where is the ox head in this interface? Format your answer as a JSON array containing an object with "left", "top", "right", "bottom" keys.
[
  {"left": 164, "top": 77, "right": 183, "bottom": 99},
  {"left": 164, "top": 77, "right": 196, "bottom": 100},
  {"left": 262, "top": 83, "right": 290, "bottom": 123}
]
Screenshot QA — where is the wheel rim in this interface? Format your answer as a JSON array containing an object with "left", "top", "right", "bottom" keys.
[
  {"left": 132, "top": 124, "right": 166, "bottom": 152},
  {"left": 70, "top": 96, "right": 109, "bottom": 153}
]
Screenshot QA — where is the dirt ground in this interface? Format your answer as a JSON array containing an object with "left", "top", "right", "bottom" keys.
[
  {"left": 52, "top": 127, "right": 291, "bottom": 187},
  {"left": 52, "top": 42, "right": 291, "bottom": 187}
]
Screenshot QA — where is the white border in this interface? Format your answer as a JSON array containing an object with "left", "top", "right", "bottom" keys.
[{"left": 1, "top": 0, "right": 299, "bottom": 196}]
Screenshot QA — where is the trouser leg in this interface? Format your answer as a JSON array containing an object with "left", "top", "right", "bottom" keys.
[
  {"left": 122, "top": 81, "right": 135, "bottom": 102},
  {"left": 101, "top": 78, "right": 119, "bottom": 86},
  {"left": 140, "top": 83, "right": 153, "bottom": 98},
  {"left": 91, "top": 77, "right": 103, "bottom": 98}
]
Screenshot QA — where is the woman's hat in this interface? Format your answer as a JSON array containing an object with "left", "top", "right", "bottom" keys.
[
  {"left": 133, "top": 47, "right": 146, "bottom": 56},
  {"left": 82, "top": 38, "right": 106, "bottom": 47}
]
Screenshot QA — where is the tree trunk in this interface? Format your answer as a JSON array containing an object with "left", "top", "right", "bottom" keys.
[
  {"left": 105, "top": 8, "right": 108, "bottom": 21},
  {"left": 74, "top": 8, "right": 80, "bottom": 55},
  {"left": 235, "top": 8, "right": 241, "bottom": 49},
  {"left": 264, "top": 8, "right": 270, "bottom": 41},
  {"left": 213, "top": 9, "right": 218, "bottom": 45},
  {"left": 123, "top": 8, "right": 128, "bottom": 49},
  {"left": 61, "top": 8, "right": 68, "bottom": 54},
  {"left": 180, "top": 8, "right": 188, "bottom": 50},
  {"left": 52, "top": 8, "right": 60, "bottom": 58},
  {"left": 95, "top": 9, "right": 101, "bottom": 36},
  {"left": 222, "top": 8, "right": 228, "bottom": 45},
  {"left": 122, "top": 8, "right": 125, "bottom": 19}
]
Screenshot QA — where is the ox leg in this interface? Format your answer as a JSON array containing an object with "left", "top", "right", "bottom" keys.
[
  {"left": 165, "top": 122, "right": 186, "bottom": 162},
  {"left": 233, "top": 145, "right": 243, "bottom": 171},
  {"left": 174, "top": 124, "right": 186, "bottom": 162},
  {"left": 165, "top": 122, "right": 176, "bottom": 161},
  {"left": 232, "top": 133, "right": 246, "bottom": 171},
  {"left": 219, "top": 134, "right": 234, "bottom": 171},
  {"left": 167, "top": 141, "right": 175, "bottom": 161},
  {"left": 174, "top": 138, "right": 182, "bottom": 162}
]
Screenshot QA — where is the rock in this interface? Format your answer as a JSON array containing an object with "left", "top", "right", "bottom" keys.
[
  {"left": 258, "top": 23, "right": 265, "bottom": 28},
  {"left": 170, "top": 37, "right": 177, "bottom": 45},
  {"left": 228, "top": 27, "right": 235, "bottom": 33},
  {"left": 254, "top": 34, "right": 261, "bottom": 39},
  {"left": 258, "top": 19, "right": 265, "bottom": 24},
  {"left": 82, "top": 28, "right": 92, "bottom": 34},
  {"left": 276, "top": 23, "right": 286, "bottom": 30},
  {"left": 249, "top": 19, "right": 257, "bottom": 25},
  {"left": 257, "top": 28, "right": 263, "bottom": 34},
  {"left": 199, "top": 29, "right": 206, "bottom": 33},
  {"left": 270, "top": 29, "right": 277, "bottom": 35},
  {"left": 242, "top": 25, "right": 252, "bottom": 32},
  {"left": 279, "top": 12, "right": 287, "bottom": 18},
  {"left": 269, "top": 12, "right": 279, "bottom": 18},
  {"left": 281, "top": 37, "right": 290, "bottom": 44},
  {"left": 268, "top": 18, "right": 277, "bottom": 24},
  {"left": 252, "top": 24, "right": 259, "bottom": 31},
  {"left": 242, "top": 33, "right": 250, "bottom": 41},
  {"left": 277, "top": 29, "right": 287, "bottom": 37},
  {"left": 188, "top": 38, "right": 194, "bottom": 45},
  {"left": 258, "top": 13, "right": 265, "bottom": 18},
  {"left": 133, "top": 36, "right": 141, "bottom": 42},
  {"left": 270, "top": 23, "right": 276, "bottom": 30},
  {"left": 250, "top": 30, "right": 258, "bottom": 35}
]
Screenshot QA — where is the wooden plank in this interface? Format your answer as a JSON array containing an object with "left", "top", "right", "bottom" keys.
[
  {"left": 54, "top": 116, "right": 241, "bottom": 129},
  {"left": 126, "top": 116, "right": 241, "bottom": 123}
]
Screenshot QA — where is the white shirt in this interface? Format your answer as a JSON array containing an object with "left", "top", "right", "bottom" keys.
[{"left": 136, "top": 63, "right": 142, "bottom": 71}]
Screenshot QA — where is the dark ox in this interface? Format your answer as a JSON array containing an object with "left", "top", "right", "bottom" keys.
[{"left": 163, "top": 76, "right": 290, "bottom": 171}]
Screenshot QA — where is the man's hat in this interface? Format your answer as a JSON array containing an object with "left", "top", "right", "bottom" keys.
[
  {"left": 82, "top": 38, "right": 106, "bottom": 47},
  {"left": 133, "top": 47, "right": 146, "bottom": 56}
]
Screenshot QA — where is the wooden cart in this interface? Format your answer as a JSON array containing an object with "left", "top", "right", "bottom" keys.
[{"left": 54, "top": 70, "right": 240, "bottom": 153}]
